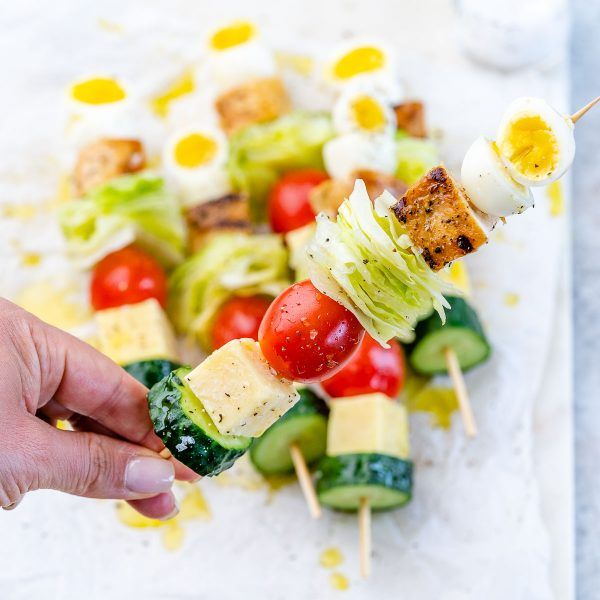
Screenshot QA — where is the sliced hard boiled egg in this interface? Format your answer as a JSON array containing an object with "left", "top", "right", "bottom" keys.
[
  {"left": 202, "top": 20, "right": 276, "bottom": 93},
  {"left": 332, "top": 87, "right": 396, "bottom": 136},
  {"left": 496, "top": 97, "right": 575, "bottom": 186},
  {"left": 163, "top": 126, "right": 230, "bottom": 206},
  {"left": 461, "top": 136, "right": 534, "bottom": 217},
  {"left": 324, "top": 40, "right": 403, "bottom": 104},
  {"left": 323, "top": 133, "right": 396, "bottom": 181}
]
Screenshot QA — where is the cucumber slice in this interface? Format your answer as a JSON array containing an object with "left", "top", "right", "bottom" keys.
[
  {"left": 148, "top": 367, "right": 252, "bottom": 477},
  {"left": 316, "top": 453, "right": 413, "bottom": 511},
  {"left": 409, "top": 296, "right": 491, "bottom": 375},
  {"left": 123, "top": 359, "right": 182, "bottom": 389},
  {"left": 250, "top": 388, "right": 328, "bottom": 475}
]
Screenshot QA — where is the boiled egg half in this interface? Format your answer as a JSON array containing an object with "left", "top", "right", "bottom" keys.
[
  {"left": 461, "top": 136, "right": 534, "bottom": 217},
  {"left": 163, "top": 126, "right": 230, "bottom": 206},
  {"left": 203, "top": 20, "right": 276, "bottom": 93},
  {"left": 496, "top": 97, "right": 575, "bottom": 186},
  {"left": 332, "top": 87, "right": 396, "bottom": 136}
]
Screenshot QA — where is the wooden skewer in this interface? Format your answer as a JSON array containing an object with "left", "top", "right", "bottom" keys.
[
  {"left": 358, "top": 497, "right": 371, "bottom": 579},
  {"left": 571, "top": 95, "right": 600, "bottom": 124},
  {"left": 159, "top": 447, "right": 173, "bottom": 459},
  {"left": 289, "top": 442, "right": 322, "bottom": 519},
  {"left": 444, "top": 347, "right": 478, "bottom": 438}
]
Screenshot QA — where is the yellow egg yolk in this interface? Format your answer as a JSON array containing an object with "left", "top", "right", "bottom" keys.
[
  {"left": 71, "top": 77, "right": 126, "bottom": 105},
  {"left": 174, "top": 134, "right": 218, "bottom": 168},
  {"left": 350, "top": 95, "right": 387, "bottom": 132},
  {"left": 333, "top": 46, "right": 385, "bottom": 80},
  {"left": 210, "top": 21, "right": 255, "bottom": 51},
  {"left": 499, "top": 115, "right": 559, "bottom": 180}
]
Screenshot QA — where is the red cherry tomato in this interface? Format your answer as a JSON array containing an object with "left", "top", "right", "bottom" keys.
[
  {"left": 90, "top": 246, "right": 167, "bottom": 310},
  {"left": 321, "top": 334, "right": 405, "bottom": 398},
  {"left": 258, "top": 279, "right": 365, "bottom": 383},
  {"left": 211, "top": 296, "right": 272, "bottom": 350},
  {"left": 268, "top": 169, "right": 328, "bottom": 234}
]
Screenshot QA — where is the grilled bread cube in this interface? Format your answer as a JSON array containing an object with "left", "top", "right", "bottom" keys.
[
  {"left": 95, "top": 298, "right": 179, "bottom": 365},
  {"left": 353, "top": 169, "right": 408, "bottom": 200},
  {"left": 392, "top": 166, "right": 488, "bottom": 271},
  {"left": 74, "top": 138, "right": 145, "bottom": 196},
  {"left": 184, "top": 338, "right": 299, "bottom": 438},
  {"left": 327, "top": 393, "right": 410, "bottom": 459},
  {"left": 393, "top": 101, "right": 427, "bottom": 138},
  {"left": 215, "top": 77, "right": 290, "bottom": 135},
  {"left": 309, "top": 178, "right": 352, "bottom": 217},
  {"left": 186, "top": 193, "right": 251, "bottom": 251}
]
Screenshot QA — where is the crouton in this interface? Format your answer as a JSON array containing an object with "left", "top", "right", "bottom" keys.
[
  {"left": 73, "top": 138, "right": 145, "bottom": 196},
  {"left": 309, "top": 179, "right": 352, "bottom": 217},
  {"left": 186, "top": 193, "right": 251, "bottom": 251},
  {"left": 352, "top": 169, "right": 408, "bottom": 202},
  {"left": 216, "top": 77, "right": 290, "bottom": 135},
  {"left": 392, "top": 166, "right": 488, "bottom": 270},
  {"left": 393, "top": 102, "right": 427, "bottom": 138}
]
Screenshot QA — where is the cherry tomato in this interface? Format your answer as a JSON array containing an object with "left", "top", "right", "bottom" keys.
[
  {"left": 321, "top": 334, "right": 405, "bottom": 398},
  {"left": 268, "top": 169, "right": 328, "bottom": 234},
  {"left": 211, "top": 296, "right": 272, "bottom": 350},
  {"left": 258, "top": 279, "right": 365, "bottom": 383},
  {"left": 90, "top": 246, "right": 167, "bottom": 310}
]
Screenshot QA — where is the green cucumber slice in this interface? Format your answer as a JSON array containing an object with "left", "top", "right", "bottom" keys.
[
  {"left": 148, "top": 367, "right": 252, "bottom": 477},
  {"left": 409, "top": 296, "right": 491, "bottom": 375},
  {"left": 123, "top": 359, "right": 182, "bottom": 389},
  {"left": 316, "top": 453, "right": 413, "bottom": 511},
  {"left": 250, "top": 388, "right": 328, "bottom": 475}
]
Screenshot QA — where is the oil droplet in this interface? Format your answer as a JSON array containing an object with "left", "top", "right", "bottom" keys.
[
  {"left": 264, "top": 473, "right": 297, "bottom": 502},
  {"left": 2, "top": 204, "right": 38, "bottom": 220},
  {"left": 275, "top": 51, "right": 314, "bottom": 76},
  {"left": 21, "top": 252, "right": 41, "bottom": 267},
  {"left": 320, "top": 547, "right": 344, "bottom": 568},
  {"left": 179, "top": 485, "right": 211, "bottom": 521},
  {"left": 55, "top": 173, "right": 72, "bottom": 203},
  {"left": 547, "top": 181, "right": 564, "bottom": 217},
  {"left": 504, "top": 292, "right": 520, "bottom": 307},
  {"left": 329, "top": 572, "right": 349, "bottom": 591},
  {"left": 407, "top": 386, "right": 458, "bottom": 429},
  {"left": 116, "top": 502, "right": 165, "bottom": 528},
  {"left": 97, "top": 18, "right": 124, "bottom": 33},
  {"left": 162, "top": 522, "right": 185, "bottom": 551},
  {"left": 150, "top": 70, "right": 195, "bottom": 118}
]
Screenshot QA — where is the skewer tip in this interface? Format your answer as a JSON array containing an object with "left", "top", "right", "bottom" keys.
[{"left": 571, "top": 95, "right": 600, "bottom": 124}]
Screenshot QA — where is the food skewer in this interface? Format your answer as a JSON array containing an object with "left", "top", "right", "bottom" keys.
[
  {"left": 358, "top": 497, "right": 372, "bottom": 578},
  {"left": 571, "top": 95, "right": 600, "bottom": 124},
  {"left": 289, "top": 442, "right": 322, "bottom": 519},
  {"left": 444, "top": 347, "right": 478, "bottom": 437}
]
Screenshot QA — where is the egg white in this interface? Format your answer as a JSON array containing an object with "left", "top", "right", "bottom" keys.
[
  {"left": 496, "top": 97, "right": 575, "bottom": 186},
  {"left": 461, "top": 136, "right": 534, "bottom": 217}
]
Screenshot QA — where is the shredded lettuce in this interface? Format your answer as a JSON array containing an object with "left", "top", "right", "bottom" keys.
[
  {"left": 168, "top": 233, "right": 290, "bottom": 349},
  {"left": 227, "top": 111, "right": 335, "bottom": 221},
  {"left": 307, "top": 180, "right": 452, "bottom": 345},
  {"left": 395, "top": 135, "right": 439, "bottom": 185},
  {"left": 59, "top": 173, "right": 186, "bottom": 268}
]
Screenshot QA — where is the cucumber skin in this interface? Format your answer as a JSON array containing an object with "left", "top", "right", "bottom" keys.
[
  {"left": 148, "top": 369, "right": 249, "bottom": 477},
  {"left": 316, "top": 453, "right": 413, "bottom": 512},
  {"left": 410, "top": 296, "right": 491, "bottom": 375},
  {"left": 124, "top": 359, "right": 182, "bottom": 389},
  {"left": 249, "top": 388, "right": 328, "bottom": 474}
]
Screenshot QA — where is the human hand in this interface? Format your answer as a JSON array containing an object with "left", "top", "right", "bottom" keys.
[{"left": 0, "top": 298, "right": 198, "bottom": 519}]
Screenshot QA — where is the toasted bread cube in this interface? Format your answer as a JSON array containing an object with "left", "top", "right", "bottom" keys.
[
  {"left": 216, "top": 77, "right": 290, "bottom": 135},
  {"left": 352, "top": 169, "right": 408, "bottom": 201},
  {"left": 74, "top": 138, "right": 145, "bottom": 196},
  {"left": 184, "top": 339, "right": 299, "bottom": 437},
  {"left": 309, "top": 179, "right": 353, "bottom": 217},
  {"left": 95, "top": 299, "right": 179, "bottom": 365},
  {"left": 393, "top": 101, "right": 427, "bottom": 138},
  {"left": 327, "top": 393, "right": 410, "bottom": 459},
  {"left": 186, "top": 193, "right": 251, "bottom": 251},
  {"left": 392, "top": 166, "right": 488, "bottom": 271}
]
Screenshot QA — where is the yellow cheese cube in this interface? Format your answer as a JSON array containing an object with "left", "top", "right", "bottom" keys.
[
  {"left": 184, "top": 338, "right": 299, "bottom": 438},
  {"left": 285, "top": 223, "right": 315, "bottom": 281},
  {"left": 95, "top": 298, "right": 179, "bottom": 365},
  {"left": 327, "top": 393, "right": 410, "bottom": 459}
]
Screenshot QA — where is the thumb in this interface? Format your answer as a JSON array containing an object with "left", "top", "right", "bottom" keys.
[{"left": 26, "top": 419, "right": 175, "bottom": 501}]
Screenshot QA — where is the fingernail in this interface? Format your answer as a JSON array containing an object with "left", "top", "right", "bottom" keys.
[
  {"left": 160, "top": 505, "right": 180, "bottom": 521},
  {"left": 125, "top": 456, "right": 174, "bottom": 494}
]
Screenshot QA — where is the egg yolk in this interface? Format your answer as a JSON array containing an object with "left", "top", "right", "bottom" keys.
[
  {"left": 498, "top": 115, "right": 559, "bottom": 179},
  {"left": 351, "top": 96, "right": 387, "bottom": 132},
  {"left": 210, "top": 21, "right": 255, "bottom": 51},
  {"left": 333, "top": 46, "right": 385, "bottom": 80},
  {"left": 174, "top": 133, "right": 218, "bottom": 168},
  {"left": 71, "top": 77, "right": 126, "bottom": 105}
]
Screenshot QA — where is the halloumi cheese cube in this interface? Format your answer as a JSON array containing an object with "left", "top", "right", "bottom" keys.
[
  {"left": 392, "top": 166, "right": 489, "bottom": 271},
  {"left": 74, "top": 138, "right": 145, "bottom": 196},
  {"left": 215, "top": 77, "right": 290, "bottom": 135},
  {"left": 327, "top": 393, "right": 410, "bottom": 459},
  {"left": 95, "top": 298, "right": 179, "bottom": 365},
  {"left": 184, "top": 338, "right": 299, "bottom": 437}
]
